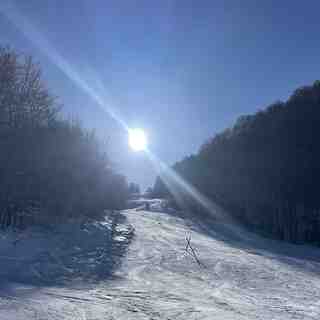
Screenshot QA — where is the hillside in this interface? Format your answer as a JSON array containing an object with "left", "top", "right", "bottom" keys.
[{"left": 154, "top": 81, "right": 320, "bottom": 244}]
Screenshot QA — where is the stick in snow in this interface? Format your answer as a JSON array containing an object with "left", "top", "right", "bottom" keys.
[{"left": 185, "top": 234, "right": 205, "bottom": 268}]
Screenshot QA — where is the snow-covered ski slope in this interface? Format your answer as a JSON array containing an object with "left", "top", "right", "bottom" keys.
[{"left": 1, "top": 202, "right": 320, "bottom": 319}]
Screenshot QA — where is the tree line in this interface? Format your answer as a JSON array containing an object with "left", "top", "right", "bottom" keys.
[
  {"left": 0, "top": 46, "right": 129, "bottom": 228},
  {"left": 154, "top": 80, "right": 320, "bottom": 245}
]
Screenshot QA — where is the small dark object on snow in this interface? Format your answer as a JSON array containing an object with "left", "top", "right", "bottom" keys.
[
  {"left": 145, "top": 202, "right": 150, "bottom": 211},
  {"left": 185, "top": 234, "right": 205, "bottom": 268}
]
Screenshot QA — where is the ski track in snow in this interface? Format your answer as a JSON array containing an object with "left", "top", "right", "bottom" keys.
[{"left": 1, "top": 203, "right": 320, "bottom": 319}]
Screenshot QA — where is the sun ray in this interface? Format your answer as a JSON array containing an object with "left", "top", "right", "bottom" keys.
[{"left": 0, "top": 3, "right": 129, "bottom": 132}]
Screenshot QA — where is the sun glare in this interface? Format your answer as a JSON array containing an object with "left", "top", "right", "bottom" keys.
[{"left": 129, "top": 128, "right": 147, "bottom": 151}]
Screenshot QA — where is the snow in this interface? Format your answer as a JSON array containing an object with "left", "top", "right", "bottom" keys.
[
  {"left": 0, "top": 214, "right": 133, "bottom": 285},
  {"left": 1, "top": 201, "right": 320, "bottom": 319}
]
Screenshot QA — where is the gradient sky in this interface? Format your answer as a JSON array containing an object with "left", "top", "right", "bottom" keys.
[{"left": 1, "top": 1, "right": 320, "bottom": 189}]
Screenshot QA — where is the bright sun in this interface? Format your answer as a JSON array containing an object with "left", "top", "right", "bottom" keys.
[{"left": 129, "top": 128, "right": 147, "bottom": 151}]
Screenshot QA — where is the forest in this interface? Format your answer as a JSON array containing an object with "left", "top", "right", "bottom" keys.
[
  {"left": 154, "top": 80, "right": 320, "bottom": 244},
  {"left": 0, "top": 47, "right": 129, "bottom": 228}
]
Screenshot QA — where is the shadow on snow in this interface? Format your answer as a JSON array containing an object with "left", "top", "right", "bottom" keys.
[{"left": 0, "top": 211, "right": 133, "bottom": 289}]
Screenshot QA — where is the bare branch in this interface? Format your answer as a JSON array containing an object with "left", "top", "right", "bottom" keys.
[{"left": 185, "top": 234, "right": 205, "bottom": 268}]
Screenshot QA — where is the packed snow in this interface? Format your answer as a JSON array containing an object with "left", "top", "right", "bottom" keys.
[{"left": 0, "top": 201, "right": 320, "bottom": 319}]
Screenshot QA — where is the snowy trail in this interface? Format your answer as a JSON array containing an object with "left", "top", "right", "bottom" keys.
[{"left": 1, "top": 205, "right": 320, "bottom": 319}]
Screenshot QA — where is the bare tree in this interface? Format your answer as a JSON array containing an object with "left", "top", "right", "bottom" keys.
[
  {"left": 0, "top": 46, "right": 129, "bottom": 228},
  {"left": 0, "top": 47, "right": 59, "bottom": 130}
]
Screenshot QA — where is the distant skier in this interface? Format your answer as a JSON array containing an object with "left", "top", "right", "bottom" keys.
[{"left": 145, "top": 202, "right": 150, "bottom": 211}]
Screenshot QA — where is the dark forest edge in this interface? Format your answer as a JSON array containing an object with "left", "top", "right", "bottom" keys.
[
  {"left": 153, "top": 80, "right": 320, "bottom": 245},
  {"left": 0, "top": 46, "right": 129, "bottom": 228}
]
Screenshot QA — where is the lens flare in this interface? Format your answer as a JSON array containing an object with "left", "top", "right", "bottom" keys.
[
  {"left": 0, "top": 3, "right": 245, "bottom": 237},
  {"left": 0, "top": 3, "right": 129, "bottom": 132}
]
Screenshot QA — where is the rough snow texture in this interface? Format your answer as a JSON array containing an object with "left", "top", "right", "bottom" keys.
[
  {"left": 0, "top": 212, "right": 133, "bottom": 285},
  {"left": 1, "top": 202, "right": 320, "bottom": 319}
]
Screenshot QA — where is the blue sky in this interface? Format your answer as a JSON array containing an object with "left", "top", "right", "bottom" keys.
[{"left": 1, "top": 1, "right": 320, "bottom": 189}]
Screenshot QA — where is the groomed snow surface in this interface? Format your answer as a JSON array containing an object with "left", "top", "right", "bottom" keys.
[{"left": 1, "top": 200, "right": 320, "bottom": 319}]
